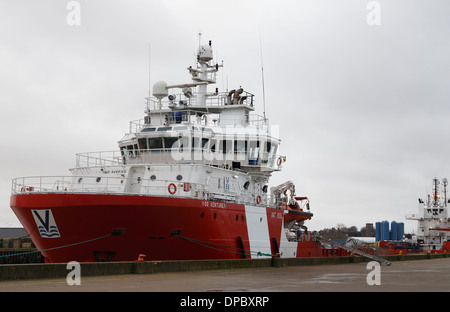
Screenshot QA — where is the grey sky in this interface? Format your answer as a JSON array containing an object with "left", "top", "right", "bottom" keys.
[{"left": 1, "top": 0, "right": 449, "bottom": 233}]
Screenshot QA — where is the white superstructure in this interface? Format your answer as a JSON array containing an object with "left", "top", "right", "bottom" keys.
[
  {"left": 406, "top": 177, "right": 450, "bottom": 251},
  {"left": 13, "top": 39, "right": 286, "bottom": 209}
]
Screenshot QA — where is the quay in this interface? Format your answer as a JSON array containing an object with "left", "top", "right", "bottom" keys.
[{"left": 1, "top": 254, "right": 449, "bottom": 292}]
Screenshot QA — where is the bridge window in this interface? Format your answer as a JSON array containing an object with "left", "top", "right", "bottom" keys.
[
  {"left": 157, "top": 127, "right": 172, "bottom": 132},
  {"left": 138, "top": 138, "right": 148, "bottom": 150},
  {"left": 234, "top": 140, "right": 247, "bottom": 153},
  {"left": 149, "top": 138, "right": 162, "bottom": 149},
  {"left": 164, "top": 137, "right": 179, "bottom": 149},
  {"left": 222, "top": 140, "right": 233, "bottom": 154}
]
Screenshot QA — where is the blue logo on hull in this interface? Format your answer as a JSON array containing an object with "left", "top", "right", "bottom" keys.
[{"left": 32, "top": 209, "right": 61, "bottom": 238}]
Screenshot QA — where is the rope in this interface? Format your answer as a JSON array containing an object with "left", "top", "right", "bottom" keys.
[
  {"left": 175, "top": 235, "right": 276, "bottom": 257},
  {"left": 1, "top": 233, "right": 277, "bottom": 260},
  {"left": 0, "top": 233, "right": 112, "bottom": 259}
]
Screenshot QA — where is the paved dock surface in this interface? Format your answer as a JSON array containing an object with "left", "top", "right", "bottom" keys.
[{"left": 1, "top": 257, "right": 450, "bottom": 292}]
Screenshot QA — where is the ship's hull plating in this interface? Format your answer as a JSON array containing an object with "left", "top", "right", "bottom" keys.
[{"left": 10, "top": 193, "right": 322, "bottom": 263}]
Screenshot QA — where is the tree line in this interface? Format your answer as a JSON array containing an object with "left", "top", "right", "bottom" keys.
[{"left": 318, "top": 224, "right": 376, "bottom": 240}]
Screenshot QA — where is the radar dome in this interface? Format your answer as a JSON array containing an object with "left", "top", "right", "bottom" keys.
[
  {"left": 152, "top": 81, "right": 168, "bottom": 99},
  {"left": 198, "top": 44, "right": 213, "bottom": 62}
]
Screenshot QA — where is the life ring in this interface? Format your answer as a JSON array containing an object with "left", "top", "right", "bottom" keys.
[
  {"left": 277, "top": 157, "right": 282, "bottom": 166},
  {"left": 168, "top": 183, "right": 177, "bottom": 195},
  {"left": 256, "top": 195, "right": 261, "bottom": 204}
]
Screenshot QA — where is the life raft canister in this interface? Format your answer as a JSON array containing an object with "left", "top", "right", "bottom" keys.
[{"left": 168, "top": 183, "right": 177, "bottom": 194}]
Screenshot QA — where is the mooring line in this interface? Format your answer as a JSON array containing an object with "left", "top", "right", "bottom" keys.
[
  {"left": 175, "top": 235, "right": 276, "bottom": 257},
  {"left": 0, "top": 233, "right": 112, "bottom": 259}
]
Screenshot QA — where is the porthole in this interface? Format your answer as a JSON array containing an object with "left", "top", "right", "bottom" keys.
[
  {"left": 96, "top": 177, "right": 101, "bottom": 183},
  {"left": 78, "top": 178, "right": 83, "bottom": 184},
  {"left": 176, "top": 175, "right": 183, "bottom": 181},
  {"left": 150, "top": 175, "right": 156, "bottom": 181},
  {"left": 214, "top": 213, "right": 217, "bottom": 219}
]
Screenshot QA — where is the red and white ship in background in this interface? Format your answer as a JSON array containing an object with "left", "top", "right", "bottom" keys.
[
  {"left": 406, "top": 177, "right": 450, "bottom": 253},
  {"left": 10, "top": 38, "right": 328, "bottom": 263}
]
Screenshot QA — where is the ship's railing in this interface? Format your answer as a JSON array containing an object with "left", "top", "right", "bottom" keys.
[
  {"left": 12, "top": 176, "right": 75, "bottom": 194},
  {"left": 75, "top": 151, "right": 124, "bottom": 167},
  {"left": 146, "top": 90, "right": 255, "bottom": 111},
  {"left": 11, "top": 175, "right": 275, "bottom": 208},
  {"left": 75, "top": 149, "right": 283, "bottom": 172},
  {"left": 128, "top": 111, "right": 269, "bottom": 132}
]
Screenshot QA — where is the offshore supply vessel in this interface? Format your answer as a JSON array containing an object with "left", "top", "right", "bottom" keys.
[
  {"left": 406, "top": 177, "right": 450, "bottom": 253},
  {"left": 10, "top": 39, "right": 326, "bottom": 263}
]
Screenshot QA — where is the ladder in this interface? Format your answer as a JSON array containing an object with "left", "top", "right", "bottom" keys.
[{"left": 318, "top": 237, "right": 392, "bottom": 266}]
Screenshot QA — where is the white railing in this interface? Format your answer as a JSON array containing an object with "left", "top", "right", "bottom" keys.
[
  {"left": 145, "top": 90, "right": 255, "bottom": 111},
  {"left": 11, "top": 176, "right": 274, "bottom": 207},
  {"left": 74, "top": 149, "right": 283, "bottom": 172},
  {"left": 129, "top": 110, "right": 268, "bottom": 130},
  {"left": 75, "top": 151, "right": 123, "bottom": 168}
]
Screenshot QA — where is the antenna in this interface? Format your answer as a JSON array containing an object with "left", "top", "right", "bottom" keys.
[
  {"left": 148, "top": 42, "right": 151, "bottom": 99},
  {"left": 259, "top": 33, "right": 267, "bottom": 121},
  {"left": 198, "top": 32, "right": 202, "bottom": 49}
]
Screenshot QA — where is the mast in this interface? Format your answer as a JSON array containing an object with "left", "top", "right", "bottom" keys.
[
  {"left": 444, "top": 178, "right": 448, "bottom": 207},
  {"left": 432, "top": 177, "right": 440, "bottom": 207}
]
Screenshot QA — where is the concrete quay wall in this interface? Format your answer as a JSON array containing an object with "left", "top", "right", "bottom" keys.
[{"left": 0, "top": 253, "right": 446, "bottom": 280}]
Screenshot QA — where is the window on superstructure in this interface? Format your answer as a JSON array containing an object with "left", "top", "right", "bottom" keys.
[
  {"left": 202, "top": 138, "right": 209, "bottom": 149},
  {"left": 157, "top": 127, "right": 172, "bottom": 132},
  {"left": 148, "top": 138, "right": 163, "bottom": 150},
  {"left": 202, "top": 127, "right": 214, "bottom": 134},
  {"left": 138, "top": 138, "right": 148, "bottom": 150},
  {"left": 164, "top": 137, "right": 178, "bottom": 150},
  {"left": 248, "top": 141, "right": 260, "bottom": 165},
  {"left": 234, "top": 139, "right": 247, "bottom": 154},
  {"left": 222, "top": 140, "right": 233, "bottom": 154}
]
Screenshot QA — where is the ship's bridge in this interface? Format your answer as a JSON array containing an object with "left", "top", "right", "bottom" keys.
[{"left": 117, "top": 117, "right": 281, "bottom": 174}]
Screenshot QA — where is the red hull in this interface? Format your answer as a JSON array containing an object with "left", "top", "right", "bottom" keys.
[{"left": 10, "top": 193, "right": 323, "bottom": 263}]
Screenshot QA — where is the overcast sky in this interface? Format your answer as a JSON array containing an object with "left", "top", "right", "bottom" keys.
[{"left": 1, "top": 0, "right": 450, "bottom": 233}]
